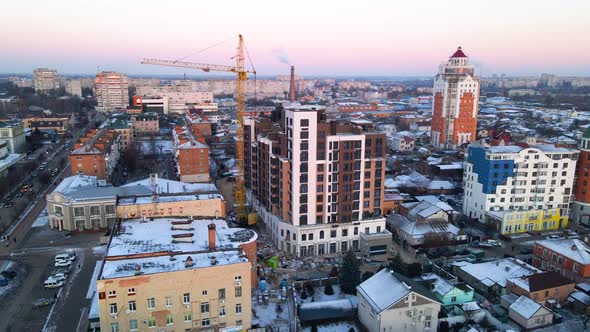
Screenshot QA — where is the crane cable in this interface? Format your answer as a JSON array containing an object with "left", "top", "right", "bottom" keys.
[
  {"left": 244, "top": 42, "right": 258, "bottom": 112},
  {"left": 174, "top": 36, "right": 235, "bottom": 62}
]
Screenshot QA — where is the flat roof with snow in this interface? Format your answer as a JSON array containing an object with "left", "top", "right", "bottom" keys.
[
  {"left": 107, "top": 218, "right": 257, "bottom": 258},
  {"left": 101, "top": 251, "right": 248, "bottom": 279}
]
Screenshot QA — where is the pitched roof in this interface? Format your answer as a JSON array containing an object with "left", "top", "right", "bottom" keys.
[
  {"left": 510, "top": 296, "right": 543, "bottom": 319},
  {"left": 536, "top": 239, "right": 590, "bottom": 265},
  {"left": 508, "top": 271, "right": 574, "bottom": 292},
  {"left": 357, "top": 269, "right": 438, "bottom": 314},
  {"left": 451, "top": 47, "right": 467, "bottom": 58}
]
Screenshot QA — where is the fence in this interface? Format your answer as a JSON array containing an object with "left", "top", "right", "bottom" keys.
[{"left": 293, "top": 277, "right": 339, "bottom": 290}]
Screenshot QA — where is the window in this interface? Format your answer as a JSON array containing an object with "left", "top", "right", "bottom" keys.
[
  {"left": 202, "top": 290, "right": 208, "bottom": 296},
  {"left": 184, "top": 312, "right": 192, "bottom": 322},
  {"left": 201, "top": 302, "right": 210, "bottom": 313},
  {"left": 201, "top": 318, "right": 210, "bottom": 327},
  {"left": 90, "top": 206, "right": 100, "bottom": 215},
  {"left": 218, "top": 288, "right": 226, "bottom": 299},
  {"left": 330, "top": 229, "right": 337, "bottom": 238},
  {"left": 110, "top": 323, "right": 119, "bottom": 332},
  {"left": 148, "top": 317, "right": 156, "bottom": 327},
  {"left": 342, "top": 229, "right": 348, "bottom": 237},
  {"left": 74, "top": 207, "right": 85, "bottom": 217},
  {"left": 129, "top": 320, "right": 138, "bottom": 331},
  {"left": 166, "top": 314, "right": 174, "bottom": 325},
  {"left": 319, "top": 230, "right": 325, "bottom": 239},
  {"left": 220, "top": 306, "right": 226, "bottom": 317},
  {"left": 128, "top": 300, "right": 136, "bottom": 312},
  {"left": 300, "top": 119, "right": 309, "bottom": 126},
  {"left": 110, "top": 303, "right": 118, "bottom": 315},
  {"left": 108, "top": 290, "right": 117, "bottom": 298},
  {"left": 183, "top": 293, "right": 190, "bottom": 304},
  {"left": 235, "top": 286, "right": 242, "bottom": 297},
  {"left": 128, "top": 288, "right": 136, "bottom": 295},
  {"left": 106, "top": 205, "right": 116, "bottom": 214},
  {"left": 236, "top": 303, "right": 242, "bottom": 314},
  {"left": 147, "top": 297, "right": 155, "bottom": 310},
  {"left": 165, "top": 296, "right": 172, "bottom": 307}
]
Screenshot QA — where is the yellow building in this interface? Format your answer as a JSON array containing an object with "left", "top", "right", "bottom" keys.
[
  {"left": 97, "top": 218, "right": 256, "bottom": 332},
  {"left": 116, "top": 194, "right": 226, "bottom": 219},
  {"left": 486, "top": 208, "right": 566, "bottom": 235}
]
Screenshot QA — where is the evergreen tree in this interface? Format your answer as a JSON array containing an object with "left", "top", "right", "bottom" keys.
[
  {"left": 361, "top": 271, "right": 374, "bottom": 282},
  {"left": 339, "top": 250, "right": 361, "bottom": 294},
  {"left": 389, "top": 253, "right": 404, "bottom": 273}
]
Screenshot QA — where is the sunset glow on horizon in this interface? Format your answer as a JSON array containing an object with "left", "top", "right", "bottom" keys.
[{"left": 1, "top": 0, "right": 589, "bottom": 76}]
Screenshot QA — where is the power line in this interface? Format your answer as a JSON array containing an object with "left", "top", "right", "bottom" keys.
[{"left": 174, "top": 36, "right": 235, "bottom": 62}]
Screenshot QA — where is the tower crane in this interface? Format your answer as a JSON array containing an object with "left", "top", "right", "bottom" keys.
[{"left": 141, "top": 35, "right": 255, "bottom": 224}]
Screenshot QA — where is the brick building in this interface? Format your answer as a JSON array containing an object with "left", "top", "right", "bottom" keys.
[
  {"left": 430, "top": 47, "right": 480, "bottom": 149},
  {"left": 506, "top": 271, "right": 576, "bottom": 305},
  {"left": 69, "top": 129, "right": 120, "bottom": 181},
  {"left": 244, "top": 104, "right": 386, "bottom": 257},
  {"left": 533, "top": 239, "right": 590, "bottom": 282},
  {"left": 572, "top": 128, "right": 590, "bottom": 225},
  {"left": 173, "top": 126, "right": 210, "bottom": 183}
]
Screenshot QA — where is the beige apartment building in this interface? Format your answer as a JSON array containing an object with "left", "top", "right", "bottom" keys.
[
  {"left": 33, "top": 68, "right": 60, "bottom": 93},
  {"left": 97, "top": 218, "right": 256, "bottom": 332},
  {"left": 95, "top": 71, "right": 130, "bottom": 111}
]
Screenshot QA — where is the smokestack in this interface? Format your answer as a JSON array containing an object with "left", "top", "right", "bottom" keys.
[
  {"left": 208, "top": 223, "right": 216, "bottom": 251},
  {"left": 289, "top": 66, "right": 295, "bottom": 102}
]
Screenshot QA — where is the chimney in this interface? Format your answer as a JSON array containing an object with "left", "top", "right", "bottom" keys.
[
  {"left": 208, "top": 223, "right": 216, "bottom": 251},
  {"left": 289, "top": 66, "right": 295, "bottom": 102},
  {"left": 185, "top": 256, "right": 193, "bottom": 268}
]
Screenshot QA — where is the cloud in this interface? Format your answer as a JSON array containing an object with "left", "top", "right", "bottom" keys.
[{"left": 271, "top": 48, "right": 290, "bottom": 65}]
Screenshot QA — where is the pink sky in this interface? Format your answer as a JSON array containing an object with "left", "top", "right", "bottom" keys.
[{"left": 1, "top": 0, "right": 589, "bottom": 76}]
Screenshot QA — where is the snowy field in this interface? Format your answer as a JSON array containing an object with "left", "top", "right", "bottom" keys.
[
  {"left": 299, "top": 285, "right": 358, "bottom": 306},
  {"left": 251, "top": 298, "right": 290, "bottom": 330}
]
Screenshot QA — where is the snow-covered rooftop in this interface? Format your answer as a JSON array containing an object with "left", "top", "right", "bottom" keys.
[
  {"left": 54, "top": 175, "right": 98, "bottom": 195},
  {"left": 356, "top": 269, "right": 411, "bottom": 313},
  {"left": 510, "top": 295, "right": 542, "bottom": 319},
  {"left": 535, "top": 239, "right": 590, "bottom": 265},
  {"left": 122, "top": 178, "right": 217, "bottom": 194},
  {"left": 107, "top": 218, "right": 257, "bottom": 258},
  {"left": 458, "top": 258, "right": 540, "bottom": 288},
  {"left": 101, "top": 251, "right": 247, "bottom": 279}
]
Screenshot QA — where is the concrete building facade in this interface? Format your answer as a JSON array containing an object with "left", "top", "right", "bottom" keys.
[
  {"left": 95, "top": 71, "right": 129, "bottom": 111},
  {"left": 97, "top": 218, "right": 255, "bottom": 332},
  {"left": 0, "top": 120, "right": 26, "bottom": 153},
  {"left": 244, "top": 104, "right": 386, "bottom": 257},
  {"left": 33, "top": 68, "right": 60, "bottom": 94},
  {"left": 430, "top": 47, "right": 479, "bottom": 149},
  {"left": 22, "top": 117, "right": 71, "bottom": 134},
  {"left": 463, "top": 142, "right": 578, "bottom": 234}
]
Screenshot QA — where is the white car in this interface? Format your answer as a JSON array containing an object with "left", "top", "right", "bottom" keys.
[
  {"left": 44, "top": 278, "right": 64, "bottom": 288},
  {"left": 54, "top": 260, "right": 72, "bottom": 267},
  {"left": 478, "top": 240, "right": 502, "bottom": 248},
  {"left": 50, "top": 273, "right": 68, "bottom": 282}
]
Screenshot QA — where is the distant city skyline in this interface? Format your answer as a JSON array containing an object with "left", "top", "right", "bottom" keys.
[{"left": 1, "top": 0, "right": 589, "bottom": 77}]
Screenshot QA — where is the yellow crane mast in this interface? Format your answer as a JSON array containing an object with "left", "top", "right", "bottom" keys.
[{"left": 141, "top": 35, "right": 254, "bottom": 224}]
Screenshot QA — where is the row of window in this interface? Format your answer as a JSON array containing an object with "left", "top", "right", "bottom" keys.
[{"left": 110, "top": 314, "right": 242, "bottom": 332}]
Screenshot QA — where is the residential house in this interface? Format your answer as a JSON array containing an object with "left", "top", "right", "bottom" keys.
[
  {"left": 418, "top": 273, "right": 474, "bottom": 307},
  {"left": 533, "top": 239, "right": 590, "bottom": 282},
  {"left": 452, "top": 258, "right": 541, "bottom": 295},
  {"left": 356, "top": 269, "right": 440, "bottom": 332},
  {"left": 508, "top": 295, "right": 553, "bottom": 330},
  {"left": 506, "top": 271, "right": 575, "bottom": 305}
]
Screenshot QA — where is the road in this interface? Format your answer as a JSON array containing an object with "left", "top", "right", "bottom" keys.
[{"left": 0, "top": 228, "right": 102, "bottom": 332}]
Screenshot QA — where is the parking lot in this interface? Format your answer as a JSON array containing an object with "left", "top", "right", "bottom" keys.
[{"left": 0, "top": 220, "right": 103, "bottom": 332}]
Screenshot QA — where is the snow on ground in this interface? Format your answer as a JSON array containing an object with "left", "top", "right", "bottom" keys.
[
  {"left": 138, "top": 140, "right": 174, "bottom": 155},
  {"left": 300, "top": 285, "right": 358, "bottom": 306},
  {"left": 302, "top": 321, "right": 359, "bottom": 332},
  {"left": 251, "top": 298, "right": 290, "bottom": 330},
  {"left": 32, "top": 209, "right": 49, "bottom": 228},
  {"left": 0, "top": 261, "right": 25, "bottom": 299}
]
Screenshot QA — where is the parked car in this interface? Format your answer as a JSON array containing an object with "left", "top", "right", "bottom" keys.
[
  {"left": 1, "top": 270, "right": 17, "bottom": 279},
  {"left": 3, "top": 202, "right": 14, "bottom": 208},
  {"left": 546, "top": 235, "right": 561, "bottom": 240},
  {"left": 33, "top": 298, "right": 55, "bottom": 308},
  {"left": 15, "top": 193, "right": 23, "bottom": 198},
  {"left": 50, "top": 273, "right": 68, "bottom": 282},
  {"left": 478, "top": 239, "right": 502, "bottom": 248},
  {"left": 54, "top": 260, "right": 72, "bottom": 267},
  {"left": 44, "top": 278, "right": 64, "bottom": 288}
]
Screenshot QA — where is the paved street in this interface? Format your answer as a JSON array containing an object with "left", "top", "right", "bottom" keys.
[{"left": 0, "top": 223, "right": 103, "bottom": 332}]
